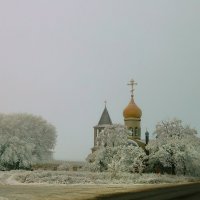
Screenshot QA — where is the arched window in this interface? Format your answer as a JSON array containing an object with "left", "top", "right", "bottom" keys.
[
  {"left": 129, "top": 128, "right": 134, "bottom": 136},
  {"left": 135, "top": 127, "right": 138, "bottom": 136}
]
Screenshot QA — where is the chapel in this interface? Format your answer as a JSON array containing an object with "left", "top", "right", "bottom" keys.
[{"left": 91, "top": 79, "right": 149, "bottom": 152}]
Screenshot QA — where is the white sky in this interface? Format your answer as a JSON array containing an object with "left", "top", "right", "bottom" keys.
[{"left": 0, "top": 0, "right": 199, "bottom": 161}]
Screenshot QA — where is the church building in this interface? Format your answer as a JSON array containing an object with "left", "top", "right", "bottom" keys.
[
  {"left": 92, "top": 79, "right": 149, "bottom": 152},
  {"left": 92, "top": 103, "right": 112, "bottom": 152}
]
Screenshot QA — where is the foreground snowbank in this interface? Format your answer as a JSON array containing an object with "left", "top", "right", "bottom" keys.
[{"left": 1, "top": 170, "right": 199, "bottom": 185}]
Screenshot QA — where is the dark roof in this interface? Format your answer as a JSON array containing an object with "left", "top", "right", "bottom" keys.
[{"left": 98, "top": 106, "right": 112, "bottom": 125}]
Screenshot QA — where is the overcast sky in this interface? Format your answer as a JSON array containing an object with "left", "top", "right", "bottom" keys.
[{"left": 0, "top": 0, "right": 199, "bottom": 161}]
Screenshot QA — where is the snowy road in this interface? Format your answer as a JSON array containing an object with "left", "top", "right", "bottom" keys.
[
  {"left": 0, "top": 184, "right": 154, "bottom": 200},
  {"left": 0, "top": 183, "right": 200, "bottom": 200},
  {"left": 96, "top": 182, "right": 200, "bottom": 200}
]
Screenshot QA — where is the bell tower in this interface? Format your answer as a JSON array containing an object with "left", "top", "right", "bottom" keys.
[
  {"left": 123, "top": 79, "right": 142, "bottom": 139},
  {"left": 92, "top": 101, "right": 112, "bottom": 152}
]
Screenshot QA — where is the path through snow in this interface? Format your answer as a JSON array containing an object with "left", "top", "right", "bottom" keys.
[{"left": 0, "top": 171, "right": 21, "bottom": 185}]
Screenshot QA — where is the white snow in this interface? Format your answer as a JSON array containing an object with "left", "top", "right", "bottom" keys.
[{"left": 0, "top": 170, "right": 199, "bottom": 186}]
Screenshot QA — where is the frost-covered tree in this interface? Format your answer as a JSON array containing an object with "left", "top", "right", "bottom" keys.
[
  {"left": 96, "top": 124, "right": 129, "bottom": 147},
  {"left": 0, "top": 135, "right": 35, "bottom": 170},
  {"left": 87, "top": 124, "right": 147, "bottom": 174},
  {"left": 0, "top": 113, "right": 57, "bottom": 169},
  {"left": 147, "top": 119, "right": 200, "bottom": 176},
  {"left": 108, "top": 145, "right": 146, "bottom": 174},
  {"left": 153, "top": 119, "right": 197, "bottom": 138}
]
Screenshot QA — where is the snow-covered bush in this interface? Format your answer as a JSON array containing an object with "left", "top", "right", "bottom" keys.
[
  {"left": 12, "top": 170, "right": 200, "bottom": 185},
  {"left": 32, "top": 160, "right": 84, "bottom": 171},
  {"left": 147, "top": 119, "right": 200, "bottom": 176},
  {"left": 57, "top": 162, "right": 71, "bottom": 171},
  {"left": 87, "top": 124, "right": 147, "bottom": 174},
  {"left": 0, "top": 113, "right": 57, "bottom": 170},
  {"left": 87, "top": 146, "right": 118, "bottom": 172}
]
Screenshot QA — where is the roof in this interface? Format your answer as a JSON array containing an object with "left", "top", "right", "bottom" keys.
[
  {"left": 123, "top": 96, "right": 142, "bottom": 119},
  {"left": 98, "top": 106, "right": 112, "bottom": 126}
]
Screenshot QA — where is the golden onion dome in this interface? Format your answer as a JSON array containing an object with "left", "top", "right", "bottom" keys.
[{"left": 123, "top": 97, "right": 142, "bottom": 118}]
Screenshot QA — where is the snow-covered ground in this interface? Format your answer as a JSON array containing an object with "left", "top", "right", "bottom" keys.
[
  {"left": 0, "top": 170, "right": 199, "bottom": 185},
  {"left": 0, "top": 170, "right": 199, "bottom": 200}
]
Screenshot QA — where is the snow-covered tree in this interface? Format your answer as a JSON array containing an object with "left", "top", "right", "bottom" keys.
[
  {"left": 87, "top": 124, "right": 147, "bottom": 174},
  {"left": 0, "top": 113, "right": 57, "bottom": 169},
  {"left": 96, "top": 124, "right": 129, "bottom": 147},
  {"left": 147, "top": 119, "right": 200, "bottom": 176},
  {"left": 154, "top": 119, "right": 197, "bottom": 138},
  {"left": 108, "top": 145, "right": 146, "bottom": 174},
  {"left": 0, "top": 135, "right": 35, "bottom": 170}
]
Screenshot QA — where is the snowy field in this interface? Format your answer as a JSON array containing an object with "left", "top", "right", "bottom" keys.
[
  {"left": 0, "top": 170, "right": 199, "bottom": 200},
  {"left": 1, "top": 170, "right": 199, "bottom": 185}
]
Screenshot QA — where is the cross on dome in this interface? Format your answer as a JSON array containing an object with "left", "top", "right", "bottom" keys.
[{"left": 127, "top": 79, "right": 137, "bottom": 97}]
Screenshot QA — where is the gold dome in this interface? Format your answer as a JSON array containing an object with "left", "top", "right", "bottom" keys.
[{"left": 123, "top": 97, "right": 142, "bottom": 118}]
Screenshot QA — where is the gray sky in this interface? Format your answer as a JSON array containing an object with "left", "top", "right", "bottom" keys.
[{"left": 0, "top": 0, "right": 199, "bottom": 161}]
